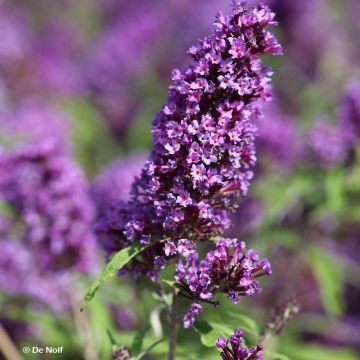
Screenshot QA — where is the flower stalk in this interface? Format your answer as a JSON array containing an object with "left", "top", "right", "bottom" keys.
[{"left": 168, "top": 288, "right": 180, "bottom": 360}]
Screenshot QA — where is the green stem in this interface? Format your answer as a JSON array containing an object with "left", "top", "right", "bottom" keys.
[{"left": 168, "top": 288, "right": 179, "bottom": 360}]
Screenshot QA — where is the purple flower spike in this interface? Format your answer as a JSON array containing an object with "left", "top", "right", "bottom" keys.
[
  {"left": 96, "top": 2, "right": 281, "bottom": 279},
  {"left": 216, "top": 328, "right": 264, "bottom": 360},
  {"left": 0, "top": 103, "right": 97, "bottom": 272},
  {"left": 91, "top": 152, "right": 147, "bottom": 213},
  {"left": 308, "top": 116, "right": 348, "bottom": 168},
  {"left": 216, "top": 336, "right": 228, "bottom": 349},
  {"left": 176, "top": 238, "right": 271, "bottom": 326},
  {"left": 183, "top": 303, "right": 203, "bottom": 328},
  {"left": 164, "top": 241, "right": 178, "bottom": 256},
  {"left": 339, "top": 80, "right": 360, "bottom": 147}
]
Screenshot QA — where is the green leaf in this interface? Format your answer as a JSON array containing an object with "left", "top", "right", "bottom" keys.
[
  {"left": 0, "top": 201, "right": 12, "bottom": 216},
  {"left": 281, "top": 342, "right": 359, "bottom": 360},
  {"left": 194, "top": 320, "right": 233, "bottom": 348},
  {"left": 308, "top": 246, "right": 343, "bottom": 316},
  {"left": 131, "top": 325, "right": 150, "bottom": 356},
  {"left": 135, "top": 338, "right": 165, "bottom": 360},
  {"left": 161, "top": 279, "right": 181, "bottom": 289},
  {"left": 324, "top": 168, "right": 344, "bottom": 214},
  {"left": 150, "top": 308, "right": 163, "bottom": 338},
  {"left": 107, "top": 329, "right": 118, "bottom": 351},
  {"left": 258, "top": 175, "right": 312, "bottom": 225},
  {"left": 63, "top": 99, "right": 120, "bottom": 176},
  {"left": 227, "top": 312, "right": 260, "bottom": 336},
  {"left": 82, "top": 243, "right": 146, "bottom": 309}
]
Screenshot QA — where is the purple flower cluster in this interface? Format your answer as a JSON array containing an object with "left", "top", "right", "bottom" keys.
[
  {"left": 33, "top": 22, "right": 85, "bottom": 97},
  {"left": 171, "top": 238, "right": 271, "bottom": 327},
  {"left": 339, "top": 81, "right": 360, "bottom": 147},
  {"left": 255, "top": 102, "right": 298, "bottom": 167},
  {"left": 216, "top": 329, "right": 264, "bottom": 360},
  {"left": 308, "top": 116, "right": 349, "bottom": 168},
  {"left": 0, "top": 8, "right": 31, "bottom": 68},
  {"left": 0, "top": 240, "right": 71, "bottom": 311},
  {"left": 183, "top": 303, "right": 203, "bottom": 329},
  {"left": 0, "top": 4, "right": 83, "bottom": 104},
  {"left": 306, "top": 81, "right": 360, "bottom": 168},
  {"left": 91, "top": 152, "right": 147, "bottom": 213},
  {"left": 85, "top": 1, "right": 165, "bottom": 137},
  {"left": 0, "top": 103, "right": 97, "bottom": 272},
  {"left": 0, "top": 101, "right": 69, "bottom": 150},
  {"left": 262, "top": 0, "right": 330, "bottom": 77},
  {"left": 97, "top": 2, "right": 281, "bottom": 277},
  {"left": 90, "top": 0, "right": 234, "bottom": 138}
]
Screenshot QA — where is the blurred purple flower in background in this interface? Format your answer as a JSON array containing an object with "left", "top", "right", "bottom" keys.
[
  {"left": 0, "top": 102, "right": 97, "bottom": 275},
  {"left": 110, "top": 305, "right": 136, "bottom": 331},
  {"left": 0, "top": 7, "right": 31, "bottom": 67},
  {"left": 255, "top": 102, "right": 298, "bottom": 167},
  {"left": 91, "top": 152, "right": 147, "bottom": 214},
  {"left": 85, "top": 1, "right": 165, "bottom": 137},
  {"left": 339, "top": 80, "right": 360, "bottom": 147},
  {"left": 267, "top": 0, "right": 329, "bottom": 78},
  {"left": 0, "top": 101, "right": 69, "bottom": 151},
  {"left": 0, "top": 241, "right": 72, "bottom": 311},
  {"left": 33, "top": 22, "right": 85, "bottom": 97},
  {"left": 308, "top": 116, "right": 348, "bottom": 168}
]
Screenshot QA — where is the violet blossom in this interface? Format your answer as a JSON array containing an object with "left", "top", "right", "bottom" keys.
[
  {"left": 172, "top": 238, "right": 271, "bottom": 327},
  {"left": 339, "top": 80, "right": 360, "bottom": 147},
  {"left": 96, "top": 2, "right": 282, "bottom": 279},
  {"left": 216, "top": 329, "right": 264, "bottom": 360},
  {"left": 32, "top": 22, "right": 85, "bottom": 97},
  {"left": 255, "top": 102, "right": 298, "bottom": 167},
  {"left": 85, "top": 1, "right": 165, "bottom": 137},
  {"left": 0, "top": 102, "right": 97, "bottom": 272},
  {"left": 0, "top": 240, "right": 72, "bottom": 311},
  {"left": 91, "top": 152, "right": 147, "bottom": 213},
  {"left": 308, "top": 116, "right": 348, "bottom": 168}
]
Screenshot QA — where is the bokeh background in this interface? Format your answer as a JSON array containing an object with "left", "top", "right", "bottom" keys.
[{"left": 0, "top": 0, "right": 360, "bottom": 359}]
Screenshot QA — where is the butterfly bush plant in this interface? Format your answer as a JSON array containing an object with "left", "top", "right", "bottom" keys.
[{"left": 89, "top": 2, "right": 282, "bottom": 359}]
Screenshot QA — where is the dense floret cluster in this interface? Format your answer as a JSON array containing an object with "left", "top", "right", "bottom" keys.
[
  {"left": 216, "top": 329, "right": 264, "bottom": 360},
  {"left": 85, "top": 1, "right": 164, "bottom": 136},
  {"left": 97, "top": 2, "right": 282, "bottom": 279},
  {"left": 0, "top": 240, "right": 71, "bottom": 311},
  {"left": 91, "top": 152, "right": 147, "bottom": 213},
  {"left": 308, "top": 116, "right": 349, "bottom": 168},
  {"left": 255, "top": 103, "right": 297, "bottom": 167},
  {"left": 339, "top": 81, "right": 360, "bottom": 147},
  {"left": 0, "top": 103, "right": 97, "bottom": 272},
  {"left": 172, "top": 238, "right": 271, "bottom": 327}
]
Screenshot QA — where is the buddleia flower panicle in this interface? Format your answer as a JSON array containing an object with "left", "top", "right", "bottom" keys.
[
  {"left": 308, "top": 115, "right": 349, "bottom": 168},
  {"left": 264, "top": 296, "right": 301, "bottom": 336},
  {"left": 339, "top": 80, "right": 360, "bottom": 147},
  {"left": 170, "top": 238, "right": 271, "bottom": 327},
  {"left": 96, "top": 1, "right": 282, "bottom": 280},
  {"left": 91, "top": 152, "right": 147, "bottom": 213},
  {"left": 0, "top": 103, "right": 97, "bottom": 273},
  {"left": 216, "top": 328, "right": 264, "bottom": 360}
]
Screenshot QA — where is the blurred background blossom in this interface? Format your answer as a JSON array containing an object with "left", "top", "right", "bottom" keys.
[{"left": 0, "top": 1, "right": 360, "bottom": 359}]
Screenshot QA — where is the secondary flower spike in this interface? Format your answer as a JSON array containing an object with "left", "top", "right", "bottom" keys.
[
  {"left": 174, "top": 238, "right": 271, "bottom": 327},
  {"left": 216, "top": 328, "right": 264, "bottom": 360},
  {"left": 96, "top": 1, "right": 282, "bottom": 279}
]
